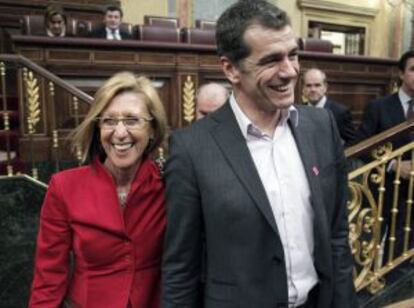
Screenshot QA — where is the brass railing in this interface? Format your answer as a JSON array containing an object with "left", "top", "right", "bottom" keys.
[{"left": 348, "top": 141, "right": 414, "bottom": 293}]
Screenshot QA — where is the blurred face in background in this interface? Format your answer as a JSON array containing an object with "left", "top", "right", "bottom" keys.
[
  {"left": 196, "top": 83, "right": 228, "bottom": 119},
  {"left": 47, "top": 14, "right": 65, "bottom": 36},
  {"left": 104, "top": 9, "right": 122, "bottom": 30},
  {"left": 302, "top": 69, "right": 327, "bottom": 105}
]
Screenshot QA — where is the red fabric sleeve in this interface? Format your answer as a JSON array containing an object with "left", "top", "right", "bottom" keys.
[{"left": 29, "top": 176, "right": 72, "bottom": 308}]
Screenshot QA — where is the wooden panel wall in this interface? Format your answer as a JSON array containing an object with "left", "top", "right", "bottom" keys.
[
  {"left": 9, "top": 36, "right": 399, "bottom": 160},
  {"left": 0, "top": 0, "right": 112, "bottom": 21}
]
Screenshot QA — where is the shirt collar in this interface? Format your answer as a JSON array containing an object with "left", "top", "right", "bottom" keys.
[
  {"left": 46, "top": 28, "right": 66, "bottom": 37},
  {"left": 229, "top": 93, "right": 298, "bottom": 139},
  {"left": 399, "top": 87, "right": 412, "bottom": 106},
  {"left": 106, "top": 27, "right": 120, "bottom": 34},
  {"left": 314, "top": 95, "right": 327, "bottom": 108}
]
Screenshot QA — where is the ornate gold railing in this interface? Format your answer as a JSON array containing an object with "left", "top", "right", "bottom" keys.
[{"left": 348, "top": 141, "right": 414, "bottom": 293}]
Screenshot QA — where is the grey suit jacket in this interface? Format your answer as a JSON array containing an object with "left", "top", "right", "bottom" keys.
[{"left": 162, "top": 102, "right": 357, "bottom": 308}]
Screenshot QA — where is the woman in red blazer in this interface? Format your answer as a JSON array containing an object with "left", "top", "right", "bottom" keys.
[{"left": 29, "top": 72, "right": 168, "bottom": 308}]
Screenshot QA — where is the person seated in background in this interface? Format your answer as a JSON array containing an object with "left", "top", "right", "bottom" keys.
[
  {"left": 355, "top": 50, "right": 414, "bottom": 262},
  {"left": 29, "top": 72, "right": 167, "bottom": 308},
  {"left": 44, "top": 5, "right": 67, "bottom": 37},
  {"left": 90, "top": 5, "right": 132, "bottom": 40},
  {"left": 195, "top": 82, "right": 229, "bottom": 120},
  {"left": 302, "top": 68, "right": 355, "bottom": 146}
]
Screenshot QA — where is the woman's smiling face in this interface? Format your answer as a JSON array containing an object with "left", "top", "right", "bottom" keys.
[{"left": 99, "top": 91, "right": 153, "bottom": 174}]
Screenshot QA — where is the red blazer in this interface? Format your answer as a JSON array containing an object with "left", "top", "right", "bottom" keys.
[{"left": 29, "top": 158, "right": 166, "bottom": 308}]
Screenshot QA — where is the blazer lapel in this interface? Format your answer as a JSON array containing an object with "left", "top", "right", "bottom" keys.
[
  {"left": 388, "top": 93, "right": 406, "bottom": 125},
  {"left": 289, "top": 108, "right": 331, "bottom": 279},
  {"left": 209, "top": 103, "right": 280, "bottom": 239}
]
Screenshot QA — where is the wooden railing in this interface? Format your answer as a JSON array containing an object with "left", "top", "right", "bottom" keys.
[{"left": 0, "top": 54, "right": 92, "bottom": 180}]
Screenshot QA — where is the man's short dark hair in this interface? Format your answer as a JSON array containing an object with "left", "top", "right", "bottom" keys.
[
  {"left": 398, "top": 50, "right": 414, "bottom": 72},
  {"left": 215, "top": 0, "right": 290, "bottom": 67},
  {"left": 104, "top": 5, "right": 123, "bottom": 18}
]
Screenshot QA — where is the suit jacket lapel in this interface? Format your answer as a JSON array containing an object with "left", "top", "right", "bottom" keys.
[
  {"left": 388, "top": 93, "right": 406, "bottom": 125},
  {"left": 289, "top": 108, "right": 331, "bottom": 278},
  {"left": 209, "top": 103, "right": 280, "bottom": 239}
]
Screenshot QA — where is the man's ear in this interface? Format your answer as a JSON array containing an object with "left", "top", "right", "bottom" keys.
[{"left": 220, "top": 56, "right": 241, "bottom": 84}]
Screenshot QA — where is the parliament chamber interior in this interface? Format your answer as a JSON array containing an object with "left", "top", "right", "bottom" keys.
[{"left": 0, "top": 0, "right": 413, "bottom": 307}]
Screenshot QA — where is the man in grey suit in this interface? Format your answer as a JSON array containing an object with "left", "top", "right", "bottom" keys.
[{"left": 162, "top": 1, "right": 357, "bottom": 307}]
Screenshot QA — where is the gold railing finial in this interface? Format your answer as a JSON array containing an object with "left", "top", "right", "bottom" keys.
[
  {"left": 6, "top": 165, "right": 13, "bottom": 177},
  {"left": 3, "top": 112, "right": 9, "bottom": 131},
  {"left": 0, "top": 61, "right": 5, "bottom": 76},
  {"left": 49, "top": 81, "right": 55, "bottom": 96},
  {"left": 76, "top": 146, "right": 83, "bottom": 166}
]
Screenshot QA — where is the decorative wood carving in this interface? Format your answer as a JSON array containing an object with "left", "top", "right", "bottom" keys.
[{"left": 181, "top": 75, "right": 196, "bottom": 125}]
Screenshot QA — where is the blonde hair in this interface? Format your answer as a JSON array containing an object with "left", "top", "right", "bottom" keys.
[
  {"left": 71, "top": 72, "right": 168, "bottom": 163},
  {"left": 44, "top": 5, "right": 66, "bottom": 27}
]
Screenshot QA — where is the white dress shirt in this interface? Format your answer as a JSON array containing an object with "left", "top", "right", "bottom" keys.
[
  {"left": 106, "top": 27, "right": 121, "bottom": 40},
  {"left": 313, "top": 95, "right": 327, "bottom": 109},
  {"left": 46, "top": 28, "right": 66, "bottom": 38},
  {"left": 229, "top": 94, "right": 318, "bottom": 307},
  {"left": 398, "top": 88, "right": 413, "bottom": 117}
]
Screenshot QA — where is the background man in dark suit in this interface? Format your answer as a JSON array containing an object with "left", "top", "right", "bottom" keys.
[
  {"left": 356, "top": 50, "right": 414, "bottom": 174},
  {"left": 302, "top": 68, "right": 355, "bottom": 146},
  {"left": 90, "top": 5, "right": 132, "bottom": 40},
  {"left": 162, "top": 1, "right": 357, "bottom": 307},
  {"left": 355, "top": 50, "right": 414, "bottom": 261}
]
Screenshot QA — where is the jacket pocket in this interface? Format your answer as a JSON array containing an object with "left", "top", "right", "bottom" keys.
[{"left": 205, "top": 279, "right": 237, "bottom": 302}]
